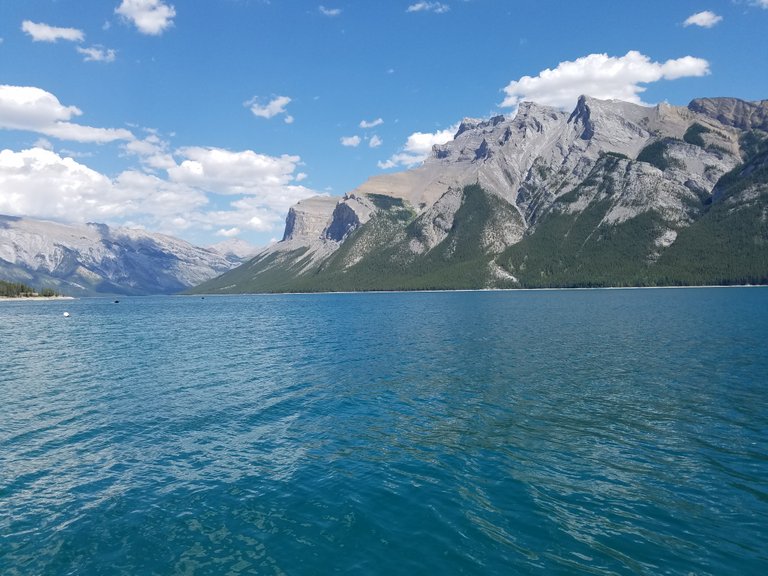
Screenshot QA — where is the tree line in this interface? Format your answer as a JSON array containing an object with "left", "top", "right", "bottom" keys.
[{"left": 0, "top": 280, "right": 59, "bottom": 298}]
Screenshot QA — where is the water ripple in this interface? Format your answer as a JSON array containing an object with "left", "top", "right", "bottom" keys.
[{"left": 1, "top": 289, "right": 767, "bottom": 575}]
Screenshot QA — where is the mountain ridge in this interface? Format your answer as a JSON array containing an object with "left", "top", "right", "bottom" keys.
[
  {"left": 190, "top": 95, "right": 768, "bottom": 293},
  {"left": 0, "top": 216, "right": 247, "bottom": 295}
]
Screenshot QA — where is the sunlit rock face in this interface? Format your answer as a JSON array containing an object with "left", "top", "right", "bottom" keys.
[{"left": 192, "top": 96, "right": 767, "bottom": 293}]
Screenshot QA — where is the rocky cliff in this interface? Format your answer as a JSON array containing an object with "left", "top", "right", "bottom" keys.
[
  {"left": 689, "top": 97, "right": 768, "bottom": 132},
  {"left": 192, "top": 96, "right": 768, "bottom": 293}
]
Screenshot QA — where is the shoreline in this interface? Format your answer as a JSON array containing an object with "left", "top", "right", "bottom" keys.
[
  {"left": 0, "top": 296, "right": 75, "bottom": 302},
  {"left": 185, "top": 284, "right": 768, "bottom": 297}
]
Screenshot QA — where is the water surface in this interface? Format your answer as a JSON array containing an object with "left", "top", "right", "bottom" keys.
[{"left": 1, "top": 288, "right": 767, "bottom": 574}]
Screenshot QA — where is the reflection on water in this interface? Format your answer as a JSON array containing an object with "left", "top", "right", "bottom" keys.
[{"left": 1, "top": 288, "right": 767, "bottom": 575}]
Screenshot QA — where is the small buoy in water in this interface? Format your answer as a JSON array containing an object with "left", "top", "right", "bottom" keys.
[{"left": 63, "top": 312, "right": 70, "bottom": 317}]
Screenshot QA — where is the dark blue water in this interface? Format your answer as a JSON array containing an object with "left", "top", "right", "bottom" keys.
[{"left": 1, "top": 288, "right": 767, "bottom": 575}]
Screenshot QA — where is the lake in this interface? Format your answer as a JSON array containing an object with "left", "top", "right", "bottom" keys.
[{"left": 1, "top": 288, "right": 767, "bottom": 575}]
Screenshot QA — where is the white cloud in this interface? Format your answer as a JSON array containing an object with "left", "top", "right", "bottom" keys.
[
  {"left": 500, "top": 50, "right": 710, "bottom": 110},
  {"left": 0, "top": 85, "right": 134, "bottom": 143},
  {"left": 319, "top": 6, "right": 342, "bottom": 16},
  {"left": 0, "top": 86, "right": 78, "bottom": 129},
  {"left": 754, "top": 1, "right": 768, "bottom": 8},
  {"left": 369, "top": 135, "right": 383, "bottom": 148},
  {"left": 123, "top": 133, "right": 176, "bottom": 170},
  {"left": 0, "top": 148, "right": 112, "bottom": 220},
  {"left": 21, "top": 21, "right": 84, "bottom": 43},
  {"left": 168, "top": 147, "right": 305, "bottom": 194},
  {"left": 216, "top": 227, "right": 241, "bottom": 237},
  {"left": 0, "top": 148, "right": 204, "bottom": 226},
  {"left": 0, "top": 144, "right": 317, "bottom": 240},
  {"left": 340, "top": 135, "right": 361, "bottom": 147},
  {"left": 683, "top": 11, "right": 722, "bottom": 28},
  {"left": 116, "top": 0, "right": 176, "bottom": 35},
  {"left": 44, "top": 123, "right": 134, "bottom": 143},
  {"left": 360, "top": 117, "right": 384, "bottom": 128},
  {"left": 125, "top": 146, "right": 317, "bottom": 235},
  {"left": 407, "top": 2, "right": 450, "bottom": 13},
  {"left": 246, "top": 95, "right": 292, "bottom": 121},
  {"left": 76, "top": 45, "right": 117, "bottom": 63},
  {"left": 112, "top": 169, "right": 209, "bottom": 218},
  {"left": 378, "top": 124, "right": 457, "bottom": 169},
  {"left": 33, "top": 138, "right": 54, "bottom": 150}
]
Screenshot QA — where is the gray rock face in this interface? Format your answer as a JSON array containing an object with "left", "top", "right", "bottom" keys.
[
  {"left": 324, "top": 194, "right": 375, "bottom": 241},
  {"left": 349, "top": 96, "right": 739, "bottom": 228},
  {"left": 282, "top": 196, "right": 338, "bottom": 242},
  {"left": 216, "top": 95, "right": 761, "bottom": 292},
  {"left": 689, "top": 97, "right": 768, "bottom": 132},
  {"left": 408, "top": 187, "right": 464, "bottom": 254},
  {"left": 0, "top": 216, "right": 239, "bottom": 295}
]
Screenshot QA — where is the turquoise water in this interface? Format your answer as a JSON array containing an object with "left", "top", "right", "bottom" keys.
[{"left": 1, "top": 288, "right": 767, "bottom": 575}]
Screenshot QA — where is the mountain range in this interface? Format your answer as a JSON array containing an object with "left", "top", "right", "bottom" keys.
[
  {"left": 2, "top": 96, "right": 766, "bottom": 296},
  {"left": 192, "top": 96, "right": 768, "bottom": 293},
  {"left": 0, "top": 216, "right": 254, "bottom": 296}
]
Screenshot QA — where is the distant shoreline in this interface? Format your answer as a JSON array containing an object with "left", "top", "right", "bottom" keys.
[
  {"left": 188, "top": 284, "right": 768, "bottom": 297},
  {"left": 0, "top": 296, "right": 75, "bottom": 302}
]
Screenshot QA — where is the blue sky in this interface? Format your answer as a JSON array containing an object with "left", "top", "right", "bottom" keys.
[{"left": 1, "top": 0, "right": 767, "bottom": 248}]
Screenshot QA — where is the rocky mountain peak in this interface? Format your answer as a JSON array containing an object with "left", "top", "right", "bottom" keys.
[
  {"left": 568, "top": 95, "right": 595, "bottom": 139},
  {"left": 688, "top": 97, "right": 768, "bottom": 132},
  {"left": 208, "top": 238, "right": 259, "bottom": 261},
  {"left": 193, "top": 94, "right": 767, "bottom": 294},
  {"left": 455, "top": 115, "right": 506, "bottom": 139},
  {"left": 281, "top": 196, "right": 338, "bottom": 242}
]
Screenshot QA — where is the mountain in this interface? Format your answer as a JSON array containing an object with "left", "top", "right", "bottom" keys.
[
  {"left": 0, "top": 216, "right": 243, "bottom": 296},
  {"left": 208, "top": 238, "right": 259, "bottom": 261},
  {"left": 192, "top": 96, "right": 768, "bottom": 293}
]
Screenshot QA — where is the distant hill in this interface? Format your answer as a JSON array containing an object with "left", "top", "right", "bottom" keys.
[
  {"left": 0, "top": 217, "right": 247, "bottom": 296},
  {"left": 191, "top": 96, "right": 768, "bottom": 293}
]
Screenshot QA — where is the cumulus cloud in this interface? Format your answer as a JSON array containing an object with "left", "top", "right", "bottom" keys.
[
  {"left": 683, "top": 11, "right": 722, "bottom": 28},
  {"left": 369, "top": 135, "right": 383, "bottom": 148},
  {"left": 76, "top": 45, "right": 117, "bottom": 63},
  {"left": 116, "top": 0, "right": 176, "bottom": 35},
  {"left": 0, "top": 144, "right": 317, "bottom": 240},
  {"left": 126, "top": 146, "right": 318, "bottom": 235},
  {"left": 0, "top": 85, "right": 133, "bottom": 143},
  {"left": 360, "top": 117, "right": 384, "bottom": 128},
  {"left": 500, "top": 50, "right": 710, "bottom": 110},
  {"left": 0, "top": 148, "right": 112, "bottom": 220},
  {"left": 216, "top": 227, "right": 241, "bottom": 237},
  {"left": 319, "top": 6, "right": 342, "bottom": 16},
  {"left": 0, "top": 147, "right": 207, "bottom": 227},
  {"left": 21, "top": 21, "right": 84, "bottom": 43},
  {"left": 246, "top": 95, "right": 293, "bottom": 123},
  {"left": 407, "top": 2, "right": 450, "bottom": 13},
  {"left": 112, "top": 169, "right": 209, "bottom": 218},
  {"left": 378, "top": 124, "right": 457, "bottom": 169},
  {"left": 168, "top": 147, "right": 305, "bottom": 194},
  {"left": 340, "top": 135, "right": 361, "bottom": 147},
  {"left": 123, "top": 133, "right": 176, "bottom": 170}
]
